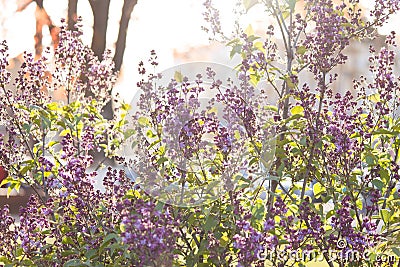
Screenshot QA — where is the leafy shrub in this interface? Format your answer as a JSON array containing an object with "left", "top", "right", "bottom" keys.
[{"left": 0, "top": 1, "right": 399, "bottom": 266}]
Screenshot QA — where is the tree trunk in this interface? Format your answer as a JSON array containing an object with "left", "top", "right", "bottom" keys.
[
  {"left": 33, "top": 0, "right": 59, "bottom": 59},
  {"left": 113, "top": 0, "right": 137, "bottom": 72},
  {"left": 67, "top": 0, "right": 78, "bottom": 31},
  {"left": 89, "top": 0, "right": 111, "bottom": 60},
  {"left": 16, "top": 0, "right": 34, "bottom": 12},
  {"left": 34, "top": 0, "right": 43, "bottom": 8},
  {"left": 87, "top": 0, "right": 112, "bottom": 121}
]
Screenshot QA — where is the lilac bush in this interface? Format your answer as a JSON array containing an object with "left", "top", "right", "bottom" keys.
[
  {"left": 128, "top": 59, "right": 276, "bottom": 207},
  {"left": 0, "top": 0, "right": 399, "bottom": 266},
  {"left": 200, "top": 0, "right": 400, "bottom": 266},
  {"left": 0, "top": 21, "right": 180, "bottom": 266}
]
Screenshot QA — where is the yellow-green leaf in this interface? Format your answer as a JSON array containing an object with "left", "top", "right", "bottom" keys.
[
  {"left": 220, "top": 233, "right": 229, "bottom": 247},
  {"left": 313, "top": 182, "right": 325, "bottom": 198},
  {"left": 291, "top": 105, "right": 304, "bottom": 115},
  {"left": 174, "top": 71, "right": 183, "bottom": 83},
  {"left": 296, "top": 45, "right": 307, "bottom": 55},
  {"left": 243, "top": 0, "right": 258, "bottom": 11},
  {"left": 245, "top": 24, "right": 254, "bottom": 36},
  {"left": 138, "top": 116, "right": 150, "bottom": 127},
  {"left": 380, "top": 209, "right": 391, "bottom": 224}
]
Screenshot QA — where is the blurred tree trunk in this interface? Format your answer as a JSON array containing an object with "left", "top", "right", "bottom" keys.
[
  {"left": 34, "top": 0, "right": 43, "bottom": 7},
  {"left": 68, "top": 0, "right": 78, "bottom": 31},
  {"left": 88, "top": 0, "right": 137, "bottom": 120},
  {"left": 16, "top": 0, "right": 137, "bottom": 118},
  {"left": 21, "top": 0, "right": 59, "bottom": 59},
  {"left": 113, "top": 0, "right": 137, "bottom": 72},
  {"left": 87, "top": 0, "right": 112, "bottom": 122},
  {"left": 16, "top": 0, "right": 34, "bottom": 11},
  {"left": 89, "top": 0, "right": 111, "bottom": 60},
  {"left": 18, "top": 0, "right": 137, "bottom": 81},
  {"left": 34, "top": 1, "right": 48, "bottom": 57}
]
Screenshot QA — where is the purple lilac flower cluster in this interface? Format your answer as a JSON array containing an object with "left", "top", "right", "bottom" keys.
[
  {"left": 202, "top": 0, "right": 223, "bottom": 40},
  {"left": 0, "top": 128, "right": 180, "bottom": 265},
  {"left": 303, "top": 0, "right": 357, "bottom": 74},
  {"left": 0, "top": 205, "right": 17, "bottom": 259},
  {"left": 233, "top": 218, "right": 275, "bottom": 267},
  {"left": 119, "top": 199, "right": 180, "bottom": 266},
  {"left": 53, "top": 18, "right": 115, "bottom": 106},
  {"left": 131, "top": 55, "right": 275, "bottom": 206},
  {"left": 329, "top": 196, "right": 378, "bottom": 253}
]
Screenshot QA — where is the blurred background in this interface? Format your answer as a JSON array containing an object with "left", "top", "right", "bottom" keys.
[
  {"left": 0, "top": 0, "right": 398, "bottom": 215},
  {"left": 0, "top": 0, "right": 239, "bottom": 102},
  {"left": 1, "top": 0, "right": 397, "bottom": 100}
]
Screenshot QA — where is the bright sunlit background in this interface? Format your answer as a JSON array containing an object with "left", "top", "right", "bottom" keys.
[{"left": 0, "top": 0, "right": 398, "bottom": 102}]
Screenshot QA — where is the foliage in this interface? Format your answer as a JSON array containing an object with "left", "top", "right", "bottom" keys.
[{"left": 0, "top": 1, "right": 399, "bottom": 267}]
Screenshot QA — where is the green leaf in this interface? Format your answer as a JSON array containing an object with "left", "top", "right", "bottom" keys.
[
  {"left": 124, "top": 129, "right": 136, "bottom": 139},
  {"left": 234, "top": 130, "right": 241, "bottom": 140},
  {"left": 148, "top": 139, "right": 161, "bottom": 150},
  {"left": 204, "top": 215, "right": 218, "bottom": 231},
  {"left": 244, "top": 25, "right": 255, "bottom": 36},
  {"left": 121, "top": 103, "right": 131, "bottom": 111},
  {"left": 313, "top": 182, "right": 325, "bottom": 198},
  {"left": 372, "top": 128, "right": 399, "bottom": 136},
  {"left": 326, "top": 210, "right": 335, "bottom": 219},
  {"left": 226, "top": 38, "right": 240, "bottom": 46},
  {"left": 230, "top": 44, "right": 242, "bottom": 58},
  {"left": 356, "top": 199, "right": 363, "bottom": 210},
  {"left": 59, "top": 129, "right": 71, "bottom": 137},
  {"left": 380, "top": 209, "right": 391, "bottom": 224},
  {"left": 249, "top": 156, "right": 259, "bottom": 167},
  {"left": 138, "top": 116, "right": 150, "bottom": 127},
  {"left": 48, "top": 140, "right": 58, "bottom": 147},
  {"left": 296, "top": 45, "right": 307, "bottom": 55},
  {"left": 104, "top": 233, "right": 119, "bottom": 244},
  {"left": 379, "top": 169, "right": 390, "bottom": 183},
  {"left": 174, "top": 71, "right": 183, "bottom": 83},
  {"left": 99, "top": 234, "right": 116, "bottom": 253},
  {"left": 62, "top": 236, "right": 75, "bottom": 245},
  {"left": 156, "top": 157, "right": 168, "bottom": 165},
  {"left": 254, "top": 41, "right": 265, "bottom": 52},
  {"left": 0, "top": 256, "right": 10, "bottom": 264},
  {"left": 251, "top": 199, "right": 265, "bottom": 220},
  {"left": 264, "top": 105, "right": 278, "bottom": 112},
  {"left": 243, "top": 0, "right": 258, "bottom": 11},
  {"left": 47, "top": 102, "right": 59, "bottom": 111},
  {"left": 0, "top": 176, "right": 11, "bottom": 187},
  {"left": 155, "top": 201, "right": 165, "bottom": 211},
  {"left": 250, "top": 73, "right": 261, "bottom": 86},
  {"left": 365, "top": 154, "right": 377, "bottom": 166},
  {"left": 392, "top": 247, "right": 400, "bottom": 257},
  {"left": 61, "top": 249, "right": 76, "bottom": 257},
  {"left": 285, "top": 76, "right": 296, "bottom": 89},
  {"left": 367, "top": 93, "right": 380, "bottom": 103},
  {"left": 146, "top": 129, "right": 156, "bottom": 138},
  {"left": 372, "top": 179, "right": 384, "bottom": 190},
  {"left": 64, "top": 259, "right": 86, "bottom": 267},
  {"left": 288, "top": 0, "right": 296, "bottom": 11},
  {"left": 85, "top": 249, "right": 97, "bottom": 260},
  {"left": 281, "top": 10, "right": 290, "bottom": 19},
  {"left": 220, "top": 233, "right": 229, "bottom": 247},
  {"left": 20, "top": 260, "right": 34, "bottom": 265},
  {"left": 291, "top": 106, "right": 304, "bottom": 115},
  {"left": 299, "top": 136, "right": 307, "bottom": 146}
]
